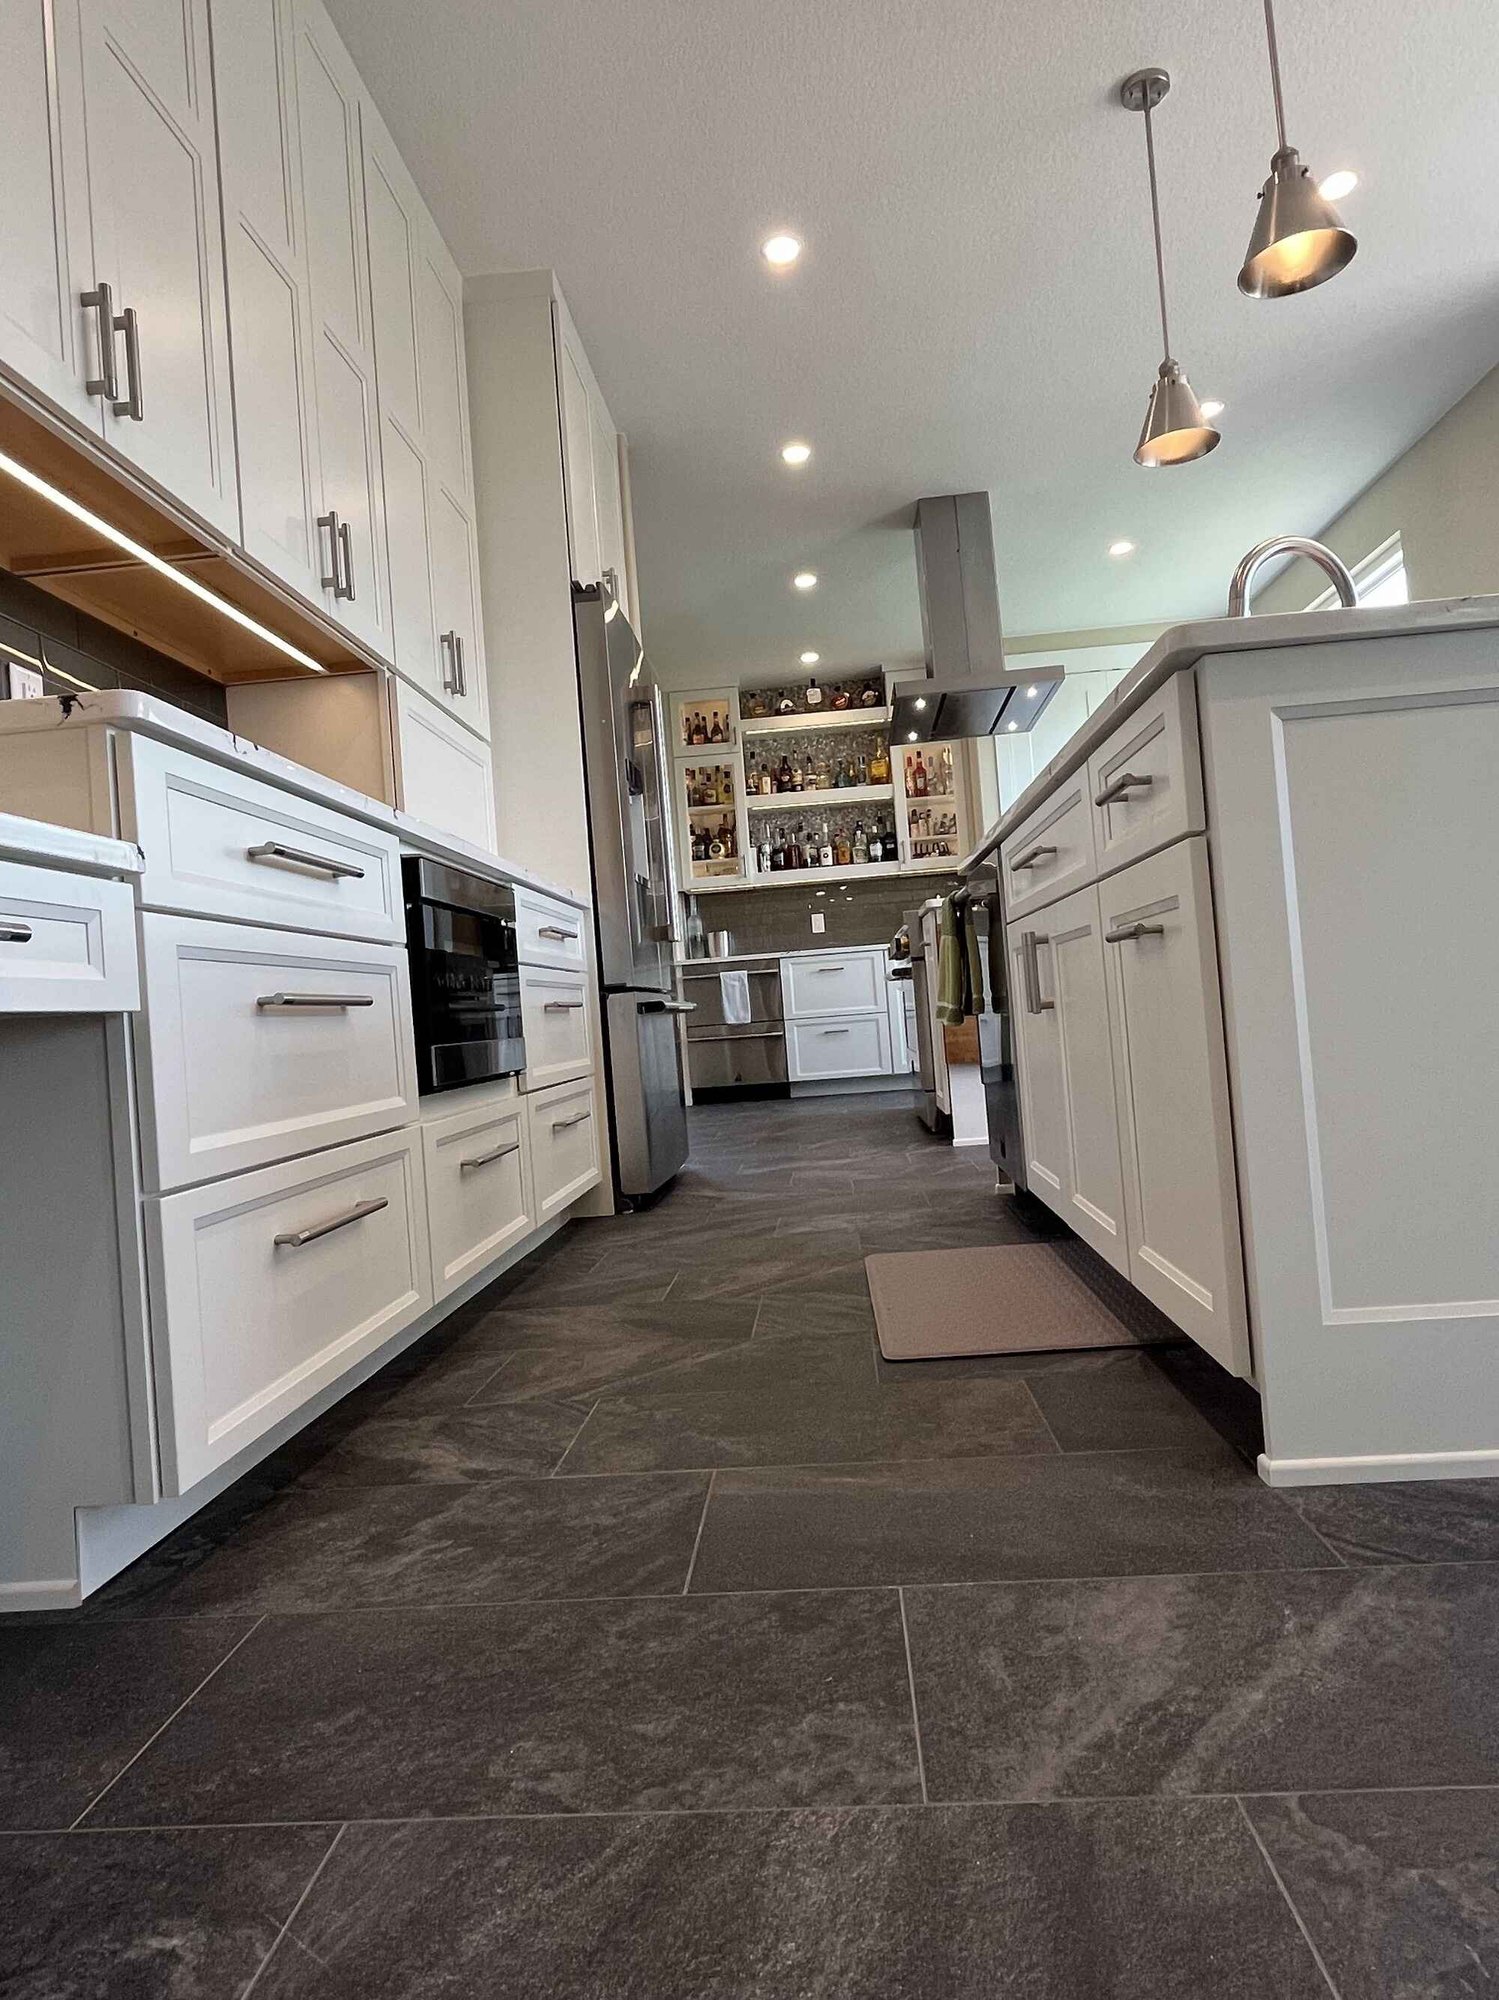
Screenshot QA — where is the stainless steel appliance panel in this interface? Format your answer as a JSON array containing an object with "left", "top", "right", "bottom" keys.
[
  {"left": 402, "top": 857, "right": 524, "bottom": 1093},
  {"left": 607, "top": 989, "right": 691, "bottom": 1195},
  {"left": 968, "top": 867, "right": 1025, "bottom": 1189},
  {"left": 679, "top": 961, "right": 783, "bottom": 1030},
  {"left": 687, "top": 1027, "right": 788, "bottom": 1091}
]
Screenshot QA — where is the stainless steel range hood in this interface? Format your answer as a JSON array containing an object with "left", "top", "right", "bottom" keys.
[{"left": 892, "top": 493, "right": 1062, "bottom": 742}]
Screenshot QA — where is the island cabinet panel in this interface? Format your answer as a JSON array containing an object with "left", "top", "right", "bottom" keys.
[
  {"left": 146, "top": 1127, "right": 430, "bottom": 1492},
  {"left": 421, "top": 1095, "right": 533, "bottom": 1300},
  {"left": 1000, "top": 770, "right": 1097, "bottom": 922},
  {"left": 1099, "top": 836, "right": 1249, "bottom": 1377},
  {"left": 1007, "top": 883, "right": 1129, "bottom": 1275}
]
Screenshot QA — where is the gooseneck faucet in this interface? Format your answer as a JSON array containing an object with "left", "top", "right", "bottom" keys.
[{"left": 1227, "top": 536, "right": 1357, "bottom": 616}]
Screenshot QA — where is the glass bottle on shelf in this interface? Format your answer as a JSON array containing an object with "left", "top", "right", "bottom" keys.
[
  {"left": 819, "top": 821, "right": 834, "bottom": 868},
  {"left": 911, "top": 751, "right": 929, "bottom": 797},
  {"left": 791, "top": 757, "right": 804, "bottom": 791},
  {"left": 834, "top": 824, "right": 852, "bottom": 867},
  {"left": 853, "top": 822, "right": 869, "bottom": 864},
  {"left": 776, "top": 690, "right": 797, "bottom": 715},
  {"left": 857, "top": 752, "right": 869, "bottom": 786},
  {"left": 815, "top": 752, "right": 831, "bottom": 790},
  {"left": 770, "top": 831, "right": 785, "bottom": 870},
  {"left": 759, "top": 759, "right": 773, "bottom": 797},
  {"left": 868, "top": 826, "right": 883, "bottom": 864},
  {"left": 868, "top": 736, "right": 890, "bottom": 784},
  {"left": 709, "top": 711, "right": 725, "bottom": 744},
  {"left": 805, "top": 678, "right": 823, "bottom": 710}
]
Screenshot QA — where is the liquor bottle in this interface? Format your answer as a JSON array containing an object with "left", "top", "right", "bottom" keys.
[
  {"left": 911, "top": 751, "right": 929, "bottom": 797},
  {"left": 868, "top": 827, "right": 883, "bottom": 864},
  {"left": 834, "top": 824, "right": 853, "bottom": 867},
  {"left": 819, "top": 821, "right": 834, "bottom": 869},
  {"left": 831, "top": 684, "right": 851, "bottom": 710},
  {"left": 805, "top": 677, "right": 823, "bottom": 710},
  {"left": 857, "top": 753, "right": 869, "bottom": 786},
  {"left": 691, "top": 712, "right": 708, "bottom": 745},
  {"left": 777, "top": 753, "right": 793, "bottom": 792},
  {"left": 869, "top": 736, "right": 890, "bottom": 783},
  {"left": 776, "top": 691, "right": 797, "bottom": 715},
  {"left": 791, "top": 758, "right": 804, "bottom": 792},
  {"left": 759, "top": 761, "right": 773, "bottom": 797},
  {"left": 758, "top": 835, "right": 772, "bottom": 873},
  {"left": 853, "top": 822, "right": 869, "bottom": 864},
  {"left": 709, "top": 712, "right": 725, "bottom": 743},
  {"left": 770, "top": 832, "right": 785, "bottom": 870},
  {"left": 815, "top": 753, "right": 831, "bottom": 790},
  {"left": 685, "top": 767, "right": 697, "bottom": 807},
  {"left": 939, "top": 746, "right": 954, "bottom": 795},
  {"left": 719, "top": 814, "right": 735, "bottom": 858},
  {"left": 860, "top": 684, "right": 880, "bottom": 706}
]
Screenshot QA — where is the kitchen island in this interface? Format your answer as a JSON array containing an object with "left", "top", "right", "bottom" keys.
[{"left": 965, "top": 594, "right": 1499, "bottom": 1486}]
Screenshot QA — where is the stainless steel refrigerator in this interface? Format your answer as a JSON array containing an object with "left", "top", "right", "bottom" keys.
[{"left": 573, "top": 577, "right": 691, "bottom": 1203}]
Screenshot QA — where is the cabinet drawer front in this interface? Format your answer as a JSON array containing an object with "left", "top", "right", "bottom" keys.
[
  {"left": 1087, "top": 670, "right": 1204, "bottom": 877},
  {"left": 527, "top": 1080, "right": 601, "bottom": 1220},
  {"left": 1099, "top": 837, "right": 1248, "bottom": 1375},
  {"left": 515, "top": 886, "right": 588, "bottom": 970},
  {"left": 138, "top": 914, "right": 419, "bottom": 1190},
  {"left": 118, "top": 735, "right": 403, "bottom": 940},
  {"left": 787, "top": 1011, "right": 891, "bottom": 1081},
  {"left": 422, "top": 1099, "right": 533, "bottom": 1299},
  {"left": 0, "top": 862, "right": 139, "bottom": 1014},
  {"left": 393, "top": 678, "right": 496, "bottom": 852},
  {"left": 783, "top": 950, "right": 884, "bottom": 1018},
  {"left": 519, "top": 966, "right": 593, "bottom": 1091},
  {"left": 1001, "top": 774, "right": 1097, "bottom": 919},
  {"left": 147, "top": 1130, "right": 431, "bottom": 1493}
]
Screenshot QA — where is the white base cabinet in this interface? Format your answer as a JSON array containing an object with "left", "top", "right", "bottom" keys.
[
  {"left": 0, "top": 861, "right": 139, "bottom": 1014},
  {"left": 1099, "top": 837, "right": 1248, "bottom": 1375},
  {"left": 527, "top": 1076, "right": 602, "bottom": 1220},
  {"left": 146, "top": 1127, "right": 430, "bottom": 1493},
  {"left": 787, "top": 1012, "right": 892, "bottom": 1083},
  {"left": 391, "top": 679, "right": 497, "bottom": 854},
  {"left": 421, "top": 1091, "right": 534, "bottom": 1300}
]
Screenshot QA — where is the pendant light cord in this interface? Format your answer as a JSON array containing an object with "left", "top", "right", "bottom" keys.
[
  {"left": 1142, "top": 98, "right": 1172, "bottom": 363},
  {"left": 1262, "top": 0, "right": 1289, "bottom": 152}
]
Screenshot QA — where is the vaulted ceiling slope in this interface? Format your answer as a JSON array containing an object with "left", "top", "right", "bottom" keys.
[{"left": 328, "top": 0, "right": 1499, "bottom": 679}]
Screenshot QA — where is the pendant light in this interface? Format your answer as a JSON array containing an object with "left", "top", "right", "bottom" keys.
[
  {"left": 1121, "top": 68, "right": 1220, "bottom": 468},
  {"left": 1238, "top": 0, "right": 1356, "bottom": 297}
]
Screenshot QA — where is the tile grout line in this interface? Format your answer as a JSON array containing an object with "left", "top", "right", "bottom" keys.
[
  {"left": 680, "top": 1471, "right": 716, "bottom": 1593},
  {"left": 548, "top": 1398, "right": 604, "bottom": 1476},
  {"left": 897, "top": 1586, "right": 929, "bottom": 1805},
  {"left": 1235, "top": 1797, "right": 1344, "bottom": 1999},
  {"left": 66, "top": 1616, "right": 269, "bottom": 1830},
  {"left": 239, "top": 1820, "right": 347, "bottom": 1998},
  {"left": 1266, "top": 1493, "right": 1350, "bottom": 1570},
  {"left": 459, "top": 1350, "right": 517, "bottom": 1410}
]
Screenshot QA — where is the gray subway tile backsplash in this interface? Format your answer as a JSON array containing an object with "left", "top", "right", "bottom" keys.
[{"left": 685, "top": 874, "right": 960, "bottom": 956}]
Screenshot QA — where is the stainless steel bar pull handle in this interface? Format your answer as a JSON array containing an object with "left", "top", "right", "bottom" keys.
[
  {"left": 460, "top": 1140, "right": 521, "bottom": 1172},
  {"left": 813, "top": 964, "right": 846, "bottom": 973},
  {"left": 274, "top": 1195, "right": 388, "bottom": 1248},
  {"left": 439, "top": 631, "right": 458, "bottom": 695},
  {"left": 453, "top": 635, "right": 465, "bottom": 695},
  {"left": 256, "top": 992, "right": 376, "bottom": 1009},
  {"left": 247, "top": 841, "right": 365, "bottom": 879},
  {"left": 336, "top": 520, "right": 356, "bottom": 601},
  {"left": 81, "top": 284, "right": 118, "bottom": 401},
  {"left": 1021, "top": 931, "right": 1055, "bottom": 1014},
  {"left": 648, "top": 999, "right": 696, "bottom": 1014},
  {"left": 1012, "top": 843, "right": 1057, "bottom": 871},
  {"left": 1104, "top": 921, "right": 1166, "bottom": 944},
  {"left": 543, "top": 998, "right": 586, "bottom": 1011},
  {"left": 537, "top": 925, "right": 579, "bottom": 941},
  {"left": 316, "top": 513, "right": 341, "bottom": 594},
  {"left": 819, "top": 1026, "right": 851, "bottom": 1036},
  {"left": 0, "top": 922, "right": 35, "bottom": 944},
  {"left": 551, "top": 1109, "right": 590, "bottom": 1129},
  {"left": 1094, "top": 771, "right": 1154, "bottom": 808},
  {"left": 113, "top": 305, "right": 143, "bottom": 420}
]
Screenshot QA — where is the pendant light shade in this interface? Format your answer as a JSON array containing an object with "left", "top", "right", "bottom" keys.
[
  {"left": 1239, "top": 0, "right": 1357, "bottom": 297},
  {"left": 1120, "top": 68, "right": 1220, "bottom": 469}
]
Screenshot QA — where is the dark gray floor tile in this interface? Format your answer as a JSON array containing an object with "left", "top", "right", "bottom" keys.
[
  {"left": 288, "top": 1401, "right": 592, "bottom": 1485},
  {"left": 872, "top": 1338, "right": 1181, "bottom": 1385},
  {"left": 583, "top": 1329, "right": 872, "bottom": 1404},
  {"left": 1282, "top": 1479, "right": 1499, "bottom": 1565},
  {"left": 460, "top": 1295, "right": 760, "bottom": 1350},
  {"left": 343, "top": 1334, "right": 512, "bottom": 1414},
  {"left": 93, "top": 1592, "right": 920, "bottom": 1824},
  {"left": 0, "top": 1825, "right": 336, "bottom": 1996},
  {"left": 906, "top": 1565, "right": 1499, "bottom": 1801},
  {"left": 755, "top": 1292, "right": 877, "bottom": 1338},
  {"left": 252, "top": 1799, "right": 1327, "bottom": 2000},
  {"left": 471, "top": 1329, "right": 752, "bottom": 1403},
  {"left": 1143, "top": 1342, "right": 1266, "bottom": 1463},
  {"left": 92, "top": 1475, "right": 708, "bottom": 1615},
  {"left": 690, "top": 1447, "right": 1335, "bottom": 1591},
  {"left": 499, "top": 1262, "right": 677, "bottom": 1309},
  {"left": 1246, "top": 1789, "right": 1499, "bottom": 2000},
  {"left": 1023, "top": 1350, "right": 1224, "bottom": 1452},
  {"left": 0, "top": 1617, "right": 255, "bottom": 1830},
  {"left": 673, "top": 1254, "right": 871, "bottom": 1301},
  {"left": 561, "top": 1376, "right": 1056, "bottom": 1474}
]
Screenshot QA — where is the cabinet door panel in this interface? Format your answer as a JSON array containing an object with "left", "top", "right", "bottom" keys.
[
  {"left": 381, "top": 420, "right": 438, "bottom": 691},
  {"left": 1101, "top": 836, "right": 1249, "bottom": 1374},
  {"left": 1046, "top": 889, "right": 1128, "bottom": 1272},
  {"left": 430, "top": 483, "right": 488, "bottom": 732},
  {"left": 315, "top": 325, "right": 388, "bottom": 651},
  {"left": 392, "top": 678, "right": 495, "bottom": 853},
  {"left": 416, "top": 240, "right": 467, "bottom": 502},
  {"left": 590, "top": 398, "right": 625, "bottom": 591},
  {"left": 362, "top": 136, "right": 421, "bottom": 437},
  {"left": 80, "top": 0, "right": 239, "bottom": 534},
  {"left": 1009, "top": 920, "right": 1068, "bottom": 1210},
  {"left": 0, "top": 0, "right": 98, "bottom": 427},
  {"left": 557, "top": 337, "right": 599, "bottom": 585}
]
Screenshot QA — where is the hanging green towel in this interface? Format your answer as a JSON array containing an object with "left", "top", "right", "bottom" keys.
[{"left": 936, "top": 894, "right": 966, "bottom": 1025}]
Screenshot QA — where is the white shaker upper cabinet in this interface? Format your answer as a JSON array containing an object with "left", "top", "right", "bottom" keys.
[
  {"left": 0, "top": 0, "right": 98, "bottom": 430},
  {"left": 553, "top": 293, "right": 630, "bottom": 624},
  {"left": 76, "top": 0, "right": 240, "bottom": 536}
]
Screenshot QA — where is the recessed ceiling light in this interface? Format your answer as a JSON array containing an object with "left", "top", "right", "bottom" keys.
[
  {"left": 800, "top": 650, "right": 820, "bottom": 665},
  {"left": 1006, "top": 720, "right": 1019, "bottom": 732},
  {"left": 762, "top": 233, "right": 803, "bottom": 268},
  {"left": 1199, "top": 398, "right": 1225, "bottom": 420},
  {"left": 1318, "top": 169, "right": 1358, "bottom": 202},
  {"left": 1108, "top": 539, "right": 1137, "bottom": 557},
  {"left": 792, "top": 571, "right": 817, "bottom": 590},
  {"left": 1025, "top": 685, "right": 1039, "bottom": 698},
  {"left": 914, "top": 697, "right": 927, "bottom": 711},
  {"left": 907, "top": 731, "right": 920, "bottom": 743},
  {"left": 780, "top": 440, "right": 812, "bottom": 466}
]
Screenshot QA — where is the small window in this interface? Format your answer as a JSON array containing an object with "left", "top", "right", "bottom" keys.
[{"left": 1308, "top": 534, "right": 1409, "bottom": 611}]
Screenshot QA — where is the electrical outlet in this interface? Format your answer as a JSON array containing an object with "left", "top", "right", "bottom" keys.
[
  {"left": 4, "top": 658, "right": 44, "bottom": 700},
  {"left": 810, "top": 911, "right": 826, "bottom": 934}
]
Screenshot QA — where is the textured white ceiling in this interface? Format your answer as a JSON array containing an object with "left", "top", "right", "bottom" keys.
[{"left": 328, "top": 0, "right": 1499, "bottom": 680}]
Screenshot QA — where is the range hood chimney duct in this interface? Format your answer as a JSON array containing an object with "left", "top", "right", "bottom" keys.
[{"left": 895, "top": 492, "right": 1061, "bottom": 742}]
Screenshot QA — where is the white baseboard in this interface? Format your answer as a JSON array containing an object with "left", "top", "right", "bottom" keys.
[
  {"left": 0, "top": 1578, "right": 83, "bottom": 1612},
  {"left": 1258, "top": 1446, "right": 1499, "bottom": 1487}
]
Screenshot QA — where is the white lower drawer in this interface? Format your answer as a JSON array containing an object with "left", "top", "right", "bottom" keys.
[
  {"left": 146, "top": 1129, "right": 431, "bottom": 1493},
  {"left": 136, "top": 914, "right": 419, "bottom": 1191},
  {"left": 519, "top": 965, "right": 593, "bottom": 1091},
  {"left": 783, "top": 948, "right": 885, "bottom": 1017},
  {"left": 526, "top": 1077, "right": 602, "bottom": 1220},
  {"left": 0, "top": 860, "right": 139, "bottom": 1014},
  {"left": 421, "top": 1095, "right": 534, "bottom": 1299},
  {"left": 787, "top": 1010, "right": 893, "bottom": 1082}
]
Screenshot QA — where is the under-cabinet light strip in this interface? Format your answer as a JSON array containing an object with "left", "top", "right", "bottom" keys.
[{"left": 0, "top": 448, "right": 326, "bottom": 675}]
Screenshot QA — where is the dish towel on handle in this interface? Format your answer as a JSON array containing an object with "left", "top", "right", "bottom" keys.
[
  {"left": 936, "top": 893, "right": 968, "bottom": 1026},
  {"left": 719, "top": 970, "right": 752, "bottom": 1025}
]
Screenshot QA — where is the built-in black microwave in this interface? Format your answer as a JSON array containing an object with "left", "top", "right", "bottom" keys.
[{"left": 402, "top": 856, "right": 525, "bottom": 1093}]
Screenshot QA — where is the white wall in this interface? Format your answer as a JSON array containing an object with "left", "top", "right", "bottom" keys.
[
  {"left": 1257, "top": 362, "right": 1499, "bottom": 613},
  {"left": 993, "top": 640, "right": 1152, "bottom": 810}
]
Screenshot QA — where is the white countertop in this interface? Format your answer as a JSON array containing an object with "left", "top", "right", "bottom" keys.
[
  {"left": 677, "top": 942, "right": 897, "bottom": 969},
  {"left": 0, "top": 690, "right": 589, "bottom": 908},
  {"left": 963, "top": 592, "right": 1499, "bottom": 868},
  {"left": 0, "top": 810, "right": 143, "bottom": 878}
]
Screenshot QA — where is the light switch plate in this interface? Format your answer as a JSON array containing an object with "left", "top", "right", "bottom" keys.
[{"left": 810, "top": 912, "right": 826, "bottom": 933}]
